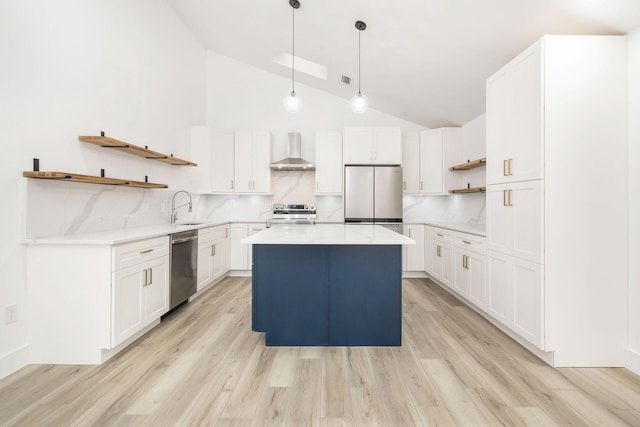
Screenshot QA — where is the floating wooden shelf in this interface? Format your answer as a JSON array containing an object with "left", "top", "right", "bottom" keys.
[
  {"left": 79, "top": 135, "right": 197, "bottom": 166},
  {"left": 449, "top": 186, "right": 486, "bottom": 194},
  {"left": 23, "top": 171, "right": 168, "bottom": 189},
  {"left": 449, "top": 157, "right": 486, "bottom": 171}
]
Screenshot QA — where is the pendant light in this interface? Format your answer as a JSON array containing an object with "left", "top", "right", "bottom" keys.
[
  {"left": 284, "top": 0, "right": 302, "bottom": 113},
  {"left": 350, "top": 20, "right": 369, "bottom": 114}
]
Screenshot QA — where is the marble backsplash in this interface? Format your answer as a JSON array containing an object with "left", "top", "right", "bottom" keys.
[{"left": 25, "top": 171, "right": 485, "bottom": 239}]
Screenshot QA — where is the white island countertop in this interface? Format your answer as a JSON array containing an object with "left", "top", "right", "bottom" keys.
[{"left": 242, "top": 224, "right": 415, "bottom": 245}]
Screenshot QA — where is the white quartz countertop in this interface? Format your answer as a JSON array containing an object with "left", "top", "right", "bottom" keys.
[
  {"left": 241, "top": 224, "right": 416, "bottom": 245},
  {"left": 23, "top": 220, "right": 235, "bottom": 245},
  {"left": 422, "top": 222, "right": 486, "bottom": 237}
]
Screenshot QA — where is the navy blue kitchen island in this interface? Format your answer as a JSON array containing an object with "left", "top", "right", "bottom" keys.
[{"left": 242, "top": 224, "right": 415, "bottom": 346}]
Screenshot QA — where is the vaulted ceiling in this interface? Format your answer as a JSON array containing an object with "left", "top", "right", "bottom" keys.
[{"left": 167, "top": 0, "right": 640, "bottom": 127}]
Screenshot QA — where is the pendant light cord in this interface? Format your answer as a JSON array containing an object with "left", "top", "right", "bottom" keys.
[
  {"left": 358, "top": 29, "right": 361, "bottom": 95},
  {"left": 291, "top": 5, "right": 295, "bottom": 94}
]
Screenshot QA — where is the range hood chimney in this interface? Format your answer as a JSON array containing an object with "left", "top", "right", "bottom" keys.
[{"left": 270, "top": 132, "right": 315, "bottom": 171}]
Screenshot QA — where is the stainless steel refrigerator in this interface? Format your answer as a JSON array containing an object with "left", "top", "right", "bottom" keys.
[{"left": 344, "top": 165, "right": 403, "bottom": 232}]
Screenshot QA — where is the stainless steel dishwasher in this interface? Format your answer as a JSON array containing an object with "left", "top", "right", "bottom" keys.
[{"left": 169, "top": 229, "right": 198, "bottom": 310}]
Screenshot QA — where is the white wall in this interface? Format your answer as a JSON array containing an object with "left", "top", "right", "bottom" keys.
[
  {"left": 0, "top": 0, "right": 205, "bottom": 379},
  {"left": 627, "top": 28, "right": 640, "bottom": 375}
]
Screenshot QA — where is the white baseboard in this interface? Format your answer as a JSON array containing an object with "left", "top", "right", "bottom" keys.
[
  {"left": 0, "top": 344, "right": 29, "bottom": 380},
  {"left": 626, "top": 348, "right": 640, "bottom": 376},
  {"left": 403, "top": 271, "right": 428, "bottom": 278}
]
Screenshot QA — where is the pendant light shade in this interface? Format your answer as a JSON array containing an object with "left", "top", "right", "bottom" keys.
[
  {"left": 350, "top": 92, "right": 369, "bottom": 114},
  {"left": 350, "top": 20, "right": 368, "bottom": 114},
  {"left": 284, "top": 0, "right": 301, "bottom": 113},
  {"left": 284, "top": 91, "right": 302, "bottom": 113}
]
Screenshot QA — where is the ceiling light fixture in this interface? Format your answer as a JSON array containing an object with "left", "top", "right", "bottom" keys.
[
  {"left": 284, "top": 0, "right": 302, "bottom": 113},
  {"left": 350, "top": 20, "right": 369, "bottom": 114}
]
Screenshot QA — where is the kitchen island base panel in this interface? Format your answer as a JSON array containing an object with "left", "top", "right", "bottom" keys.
[{"left": 252, "top": 244, "right": 401, "bottom": 346}]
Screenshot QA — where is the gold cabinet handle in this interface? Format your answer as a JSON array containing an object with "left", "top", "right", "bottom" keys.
[
  {"left": 462, "top": 240, "right": 471, "bottom": 244},
  {"left": 437, "top": 233, "right": 443, "bottom": 237},
  {"left": 140, "top": 248, "right": 154, "bottom": 254},
  {"left": 503, "top": 189, "right": 508, "bottom": 206},
  {"left": 437, "top": 245, "right": 441, "bottom": 257},
  {"left": 211, "top": 244, "right": 216, "bottom": 256},
  {"left": 503, "top": 159, "right": 508, "bottom": 176},
  {"left": 508, "top": 189, "right": 513, "bottom": 206},
  {"left": 463, "top": 255, "right": 469, "bottom": 269},
  {"left": 508, "top": 158, "right": 513, "bottom": 176},
  {"left": 143, "top": 269, "right": 148, "bottom": 286},
  {"left": 148, "top": 267, "right": 153, "bottom": 285}
]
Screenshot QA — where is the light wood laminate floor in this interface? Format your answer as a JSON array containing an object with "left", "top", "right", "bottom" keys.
[{"left": 2, "top": 277, "right": 640, "bottom": 426}]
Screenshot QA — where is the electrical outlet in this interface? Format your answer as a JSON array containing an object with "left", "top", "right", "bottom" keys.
[{"left": 5, "top": 304, "right": 18, "bottom": 325}]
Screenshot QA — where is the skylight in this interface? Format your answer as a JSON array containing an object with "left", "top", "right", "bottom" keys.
[{"left": 272, "top": 53, "right": 328, "bottom": 80}]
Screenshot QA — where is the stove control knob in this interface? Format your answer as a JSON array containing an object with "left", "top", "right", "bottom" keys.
[{"left": 308, "top": 203, "right": 317, "bottom": 211}]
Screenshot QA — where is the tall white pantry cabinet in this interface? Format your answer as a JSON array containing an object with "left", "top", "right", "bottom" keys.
[{"left": 486, "top": 35, "right": 627, "bottom": 367}]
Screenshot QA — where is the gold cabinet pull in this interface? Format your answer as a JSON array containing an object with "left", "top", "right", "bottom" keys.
[
  {"left": 211, "top": 244, "right": 216, "bottom": 256},
  {"left": 503, "top": 159, "right": 508, "bottom": 176},
  {"left": 503, "top": 189, "right": 508, "bottom": 206},
  {"left": 462, "top": 240, "right": 471, "bottom": 244},
  {"left": 148, "top": 267, "right": 153, "bottom": 285},
  {"left": 437, "top": 245, "right": 441, "bottom": 257},
  {"left": 143, "top": 269, "right": 148, "bottom": 286},
  {"left": 508, "top": 158, "right": 513, "bottom": 176},
  {"left": 140, "top": 248, "right": 153, "bottom": 254},
  {"left": 437, "top": 233, "right": 443, "bottom": 237},
  {"left": 508, "top": 189, "right": 513, "bottom": 206}
]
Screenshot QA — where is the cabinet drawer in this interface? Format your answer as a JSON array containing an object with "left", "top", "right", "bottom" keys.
[
  {"left": 454, "top": 234, "right": 486, "bottom": 255},
  {"left": 199, "top": 225, "right": 228, "bottom": 244},
  {"left": 113, "top": 236, "right": 169, "bottom": 272},
  {"left": 431, "top": 228, "right": 453, "bottom": 243}
]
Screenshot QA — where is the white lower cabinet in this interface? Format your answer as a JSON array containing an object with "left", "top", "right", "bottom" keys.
[
  {"left": 197, "top": 224, "right": 230, "bottom": 291},
  {"left": 112, "top": 255, "right": 169, "bottom": 347},
  {"left": 230, "top": 223, "right": 266, "bottom": 270},
  {"left": 487, "top": 250, "right": 543, "bottom": 348},
  {"left": 430, "top": 230, "right": 454, "bottom": 288},
  {"left": 404, "top": 224, "right": 425, "bottom": 271},
  {"left": 454, "top": 248, "right": 486, "bottom": 310},
  {"left": 111, "top": 237, "right": 170, "bottom": 347},
  {"left": 26, "top": 235, "right": 171, "bottom": 364}
]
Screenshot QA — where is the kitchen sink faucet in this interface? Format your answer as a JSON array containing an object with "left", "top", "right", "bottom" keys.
[{"left": 170, "top": 190, "right": 193, "bottom": 223}]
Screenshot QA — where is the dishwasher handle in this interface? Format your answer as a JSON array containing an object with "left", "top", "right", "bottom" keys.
[{"left": 172, "top": 235, "right": 198, "bottom": 244}]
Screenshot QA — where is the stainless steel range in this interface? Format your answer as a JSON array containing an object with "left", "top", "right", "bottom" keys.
[{"left": 267, "top": 203, "right": 317, "bottom": 227}]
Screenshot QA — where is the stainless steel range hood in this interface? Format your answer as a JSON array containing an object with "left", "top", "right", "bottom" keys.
[{"left": 270, "top": 133, "right": 315, "bottom": 171}]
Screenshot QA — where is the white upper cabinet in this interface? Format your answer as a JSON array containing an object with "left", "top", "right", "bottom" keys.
[
  {"left": 315, "top": 131, "right": 343, "bottom": 194},
  {"left": 235, "top": 131, "right": 271, "bottom": 193},
  {"left": 190, "top": 128, "right": 271, "bottom": 194},
  {"left": 402, "top": 129, "right": 462, "bottom": 195},
  {"left": 343, "top": 127, "right": 401, "bottom": 165},
  {"left": 418, "top": 128, "right": 462, "bottom": 195},
  {"left": 486, "top": 40, "right": 543, "bottom": 185},
  {"left": 211, "top": 130, "right": 235, "bottom": 193},
  {"left": 402, "top": 132, "right": 420, "bottom": 194}
]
